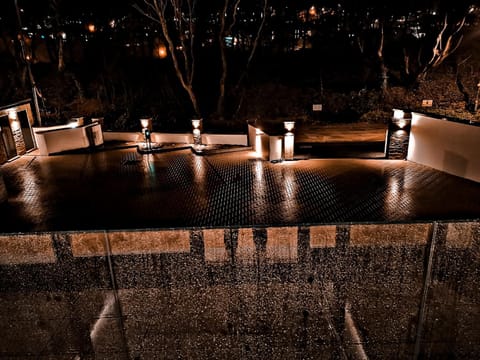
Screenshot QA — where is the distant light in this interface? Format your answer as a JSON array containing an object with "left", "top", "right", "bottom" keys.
[
  {"left": 88, "top": 24, "right": 96, "bottom": 33},
  {"left": 155, "top": 43, "right": 167, "bottom": 58},
  {"left": 60, "top": 32, "right": 67, "bottom": 40},
  {"left": 309, "top": 6, "right": 317, "bottom": 17}
]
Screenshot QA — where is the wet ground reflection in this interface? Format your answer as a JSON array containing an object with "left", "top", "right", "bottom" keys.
[
  {"left": 1, "top": 150, "right": 480, "bottom": 232},
  {"left": 0, "top": 222, "right": 478, "bottom": 359}
]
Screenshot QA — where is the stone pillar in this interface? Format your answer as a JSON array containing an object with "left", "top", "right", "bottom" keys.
[{"left": 386, "top": 109, "right": 412, "bottom": 160}]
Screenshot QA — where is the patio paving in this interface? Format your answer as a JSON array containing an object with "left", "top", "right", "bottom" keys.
[
  {"left": 1, "top": 145, "right": 479, "bottom": 360},
  {"left": 0, "top": 146, "right": 479, "bottom": 233}
]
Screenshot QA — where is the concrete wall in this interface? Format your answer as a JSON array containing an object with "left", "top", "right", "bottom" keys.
[
  {"left": 0, "top": 221, "right": 478, "bottom": 359},
  {"left": 202, "top": 133, "right": 248, "bottom": 146},
  {"left": 33, "top": 123, "right": 103, "bottom": 155},
  {"left": 408, "top": 113, "right": 480, "bottom": 182},
  {"left": 104, "top": 131, "right": 248, "bottom": 146}
]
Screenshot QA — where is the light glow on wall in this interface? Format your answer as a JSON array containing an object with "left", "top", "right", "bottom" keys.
[
  {"left": 284, "top": 133, "right": 294, "bottom": 160},
  {"left": 255, "top": 128, "right": 264, "bottom": 157},
  {"left": 8, "top": 111, "right": 21, "bottom": 131}
]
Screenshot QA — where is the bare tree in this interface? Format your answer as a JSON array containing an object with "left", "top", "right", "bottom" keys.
[
  {"left": 136, "top": 0, "right": 268, "bottom": 120},
  {"left": 377, "top": 23, "right": 388, "bottom": 92},
  {"left": 216, "top": 0, "right": 241, "bottom": 118},
  {"left": 49, "top": 0, "right": 65, "bottom": 72},
  {"left": 420, "top": 15, "right": 466, "bottom": 78},
  {"left": 135, "top": 0, "right": 200, "bottom": 116}
]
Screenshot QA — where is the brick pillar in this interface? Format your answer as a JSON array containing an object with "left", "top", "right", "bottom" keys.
[
  {"left": 11, "top": 127, "right": 26, "bottom": 156},
  {"left": 386, "top": 109, "right": 412, "bottom": 160}
]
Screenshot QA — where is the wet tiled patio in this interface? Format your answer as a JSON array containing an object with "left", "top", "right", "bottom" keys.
[
  {"left": 0, "top": 147, "right": 479, "bottom": 359},
  {"left": 0, "top": 147, "right": 479, "bottom": 232}
]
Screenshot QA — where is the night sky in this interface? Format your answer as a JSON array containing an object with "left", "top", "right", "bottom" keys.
[{"left": 10, "top": 0, "right": 480, "bottom": 17}]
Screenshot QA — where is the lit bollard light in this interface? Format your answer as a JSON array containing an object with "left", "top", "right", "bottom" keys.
[
  {"left": 192, "top": 119, "right": 202, "bottom": 146},
  {"left": 284, "top": 121, "right": 295, "bottom": 160},
  {"left": 140, "top": 117, "right": 153, "bottom": 151}
]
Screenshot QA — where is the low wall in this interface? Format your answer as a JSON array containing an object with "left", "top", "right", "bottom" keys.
[
  {"left": 33, "top": 123, "right": 103, "bottom": 155},
  {"left": 0, "top": 221, "right": 478, "bottom": 359},
  {"left": 2, "top": 221, "right": 477, "bottom": 267},
  {"left": 104, "top": 131, "right": 248, "bottom": 146},
  {"left": 407, "top": 113, "right": 480, "bottom": 182}
]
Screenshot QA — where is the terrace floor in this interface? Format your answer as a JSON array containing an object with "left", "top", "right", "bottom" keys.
[
  {"left": 1, "top": 144, "right": 480, "bottom": 359},
  {"left": 0, "top": 145, "right": 479, "bottom": 233}
]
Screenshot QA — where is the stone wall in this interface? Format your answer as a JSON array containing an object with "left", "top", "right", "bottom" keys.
[
  {"left": 11, "top": 126, "right": 26, "bottom": 156},
  {"left": 0, "top": 221, "right": 478, "bottom": 358}
]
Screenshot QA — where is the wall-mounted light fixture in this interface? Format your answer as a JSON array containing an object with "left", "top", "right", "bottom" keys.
[{"left": 8, "top": 110, "right": 21, "bottom": 131}]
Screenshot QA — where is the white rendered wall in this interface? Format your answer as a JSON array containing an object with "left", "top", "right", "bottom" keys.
[
  {"left": 33, "top": 123, "right": 103, "bottom": 155},
  {"left": 407, "top": 113, "right": 480, "bottom": 182}
]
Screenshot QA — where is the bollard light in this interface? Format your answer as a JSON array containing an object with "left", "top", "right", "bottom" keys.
[
  {"left": 191, "top": 119, "right": 202, "bottom": 146},
  {"left": 140, "top": 118, "right": 153, "bottom": 151},
  {"left": 284, "top": 121, "right": 295, "bottom": 160}
]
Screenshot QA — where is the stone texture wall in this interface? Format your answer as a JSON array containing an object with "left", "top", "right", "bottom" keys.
[
  {"left": 386, "top": 128, "right": 410, "bottom": 159},
  {"left": 11, "top": 126, "right": 26, "bottom": 156},
  {"left": 0, "top": 221, "right": 478, "bottom": 359}
]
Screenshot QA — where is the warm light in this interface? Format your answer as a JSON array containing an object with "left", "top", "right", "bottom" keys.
[
  {"left": 191, "top": 119, "right": 201, "bottom": 129},
  {"left": 309, "top": 6, "right": 317, "bottom": 17},
  {"left": 87, "top": 24, "right": 96, "bottom": 33},
  {"left": 156, "top": 44, "right": 167, "bottom": 59},
  {"left": 397, "top": 119, "right": 408, "bottom": 129},
  {"left": 192, "top": 119, "right": 202, "bottom": 146},
  {"left": 140, "top": 119, "right": 151, "bottom": 129},
  {"left": 72, "top": 117, "right": 84, "bottom": 126},
  {"left": 8, "top": 110, "right": 17, "bottom": 121},
  {"left": 255, "top": 128, "right": 263, "bottom": 135},
  {"left": 60, "top": 32, "right": 67, "bottom": 40},
  {"left": 9, "top": 110, "right": 20, "bottom": 131},
  {"left": 255, "top": 133, "right": 263, "bottom": 157},
  {"left": 393, "top": 109, "right": 404, "bottom": 120},
  {"left": 284, "top": 121, "right": 295, "bottom": 132},
  {"left": 284, "top": 133, "right": 294, "bottom": 160}
]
